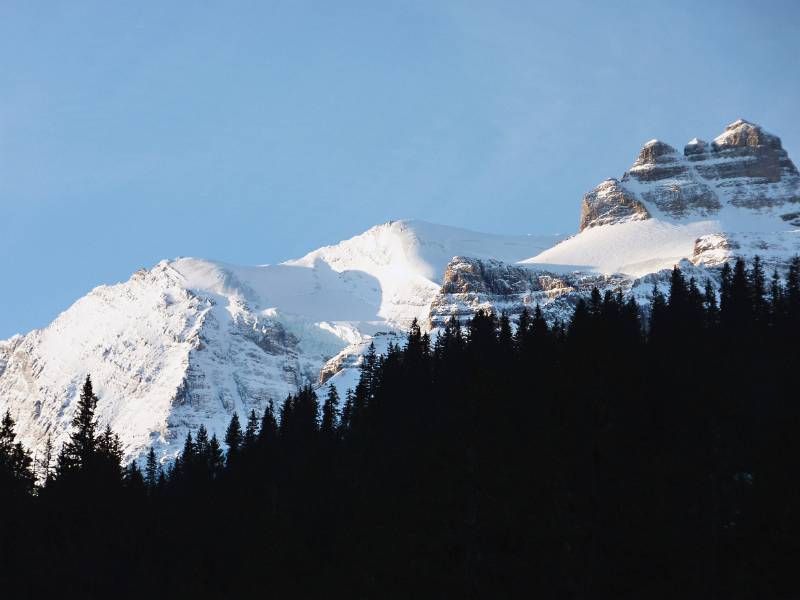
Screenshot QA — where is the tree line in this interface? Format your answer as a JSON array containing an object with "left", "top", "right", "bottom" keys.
[{"left": 1, "top": 256, "right": 800, "bottom": 598}]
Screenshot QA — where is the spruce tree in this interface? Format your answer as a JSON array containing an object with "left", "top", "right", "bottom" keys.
[
  {"left": 498, "top": 312, "right": 513, "bottom": 351},
  {"left": 0, "top": 410, "right": 34, "bottom": 498},
  {"left": 770, "top": 269, "right": 784, "bottom": 319},
  {"left": 515, "top": 307, "right": 531, "bottom": 353},
  {"left": 749, "top": 255, "right": 767, "bottom": 322},
  {"left": 38, "top": 433, "right": 55, "bottom": 486},
  {"left": 176, "top": 432, "right": 195, "bottom": 481},
  {"left": 225, "top": 413, "right": 243, "bottom": 463},
  {"left": 340, "top": 389, "right": 354, "bottom": 433},
  {"left": 258, "top": 400, "right": 278, "bottom": 445},
  {"left": 56, "top": 375, "right": 99, "bottom": 476},
  {"left": 208, "top": 434, "right": 225, "bottom": 478},
  {"left": 144, "top": 447, "right": 159, "bottom": 489},
  {"left": 648, "top": 285, "right": 668, "bottom": 343},
  {"left": 97, "top": 424, "right": 124, "bottom": 485},
  {"left": 124, "top": 461, "right": 145, "bottom": 493},
  {"left": 321, "top": 385, "right": 340, "bottom": 437},
  {"left": 531, "top": 305, "right": 549, "bottom": 339},
  {"left": 243, "top": 409, "right": 259, "bottom": 452}
]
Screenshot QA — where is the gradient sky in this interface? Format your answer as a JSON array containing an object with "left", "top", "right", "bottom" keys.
[{"left": 1, "top": 0, "right": 799, "bottom": 338}]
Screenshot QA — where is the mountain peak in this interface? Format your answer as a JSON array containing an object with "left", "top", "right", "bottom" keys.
[
  {"left": 712, "top": 118, "right": 781, "bottom": 150},
  {"left": 578, "top": 119, "right": 800, "bottom": 230},
  {"left": 631, "top": 139, "right": 679, "bottom": 170},
  {"left": 683, "top": 137, "right": 708, "bottom": 156},
  {"left": 579, "top": 178, "right": 649, "bottom": 231}
]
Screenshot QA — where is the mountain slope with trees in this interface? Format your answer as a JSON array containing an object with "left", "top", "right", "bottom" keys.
[{"left": 1, "top": 257, "right": 799, "bottom": 598}]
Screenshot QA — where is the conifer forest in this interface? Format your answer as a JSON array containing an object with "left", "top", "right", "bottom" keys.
[{"left": 2, "top": 257, "right": 800, "bottom": 599}]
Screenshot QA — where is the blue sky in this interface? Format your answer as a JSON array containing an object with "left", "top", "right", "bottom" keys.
[{"left": 1, "top": 0, "right": 799, "bottom": 338}]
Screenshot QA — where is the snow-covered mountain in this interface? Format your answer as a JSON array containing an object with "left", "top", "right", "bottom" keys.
[
  {"left": 527, "top": 118, "right": 800, "bottom": 276},
  {"left": 1, "top": 118, "right": 798, "bottom": 463},
  {"left": 0, "top": 221, "right": 559, "bottom": 461}
]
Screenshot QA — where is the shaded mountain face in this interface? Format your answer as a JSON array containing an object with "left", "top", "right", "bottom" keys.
[{"left": 2, "top": 119, "right": 798, "bottom": 464}]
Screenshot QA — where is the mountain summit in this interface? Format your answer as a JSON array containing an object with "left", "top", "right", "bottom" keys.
[{"left": 580, "top": 119, "right": 800, "bottom": 231}]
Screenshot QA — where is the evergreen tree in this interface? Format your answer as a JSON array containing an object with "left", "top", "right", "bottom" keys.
[
  {"left": 749, "top": 255, "right": 767, "bottom": 322},
  {"left": 770, "top": 269, "right": 784, "bottom": 320},
  {"left": 258, "top": 400, "right": 278, "bottom": 445},
  {"left": 195, "top": 425, "right": 210, "bottom": 457},
  {"left": 243, "top": 409, "right": 259, "bottom": 452},
  {"left": 124, "top": 461, "right": 145, "bottom": 493},
  {"left": 340, "top": 389, "right": 354, "bottom": 432},
  {"left": 321, "top": 385, "right": 340, "bottom": 438},
  {"left": 208, "top": 434, "right": 225, "bottom": 478},
  {"left": 57, "top": 375, "right": 99, "bottom": 475},
  {"left": 531, "top": 304, "right": 549, "bottom": 339},
  {"left": 38, "top": 432, "right": 55, "bottom": 485},
  {"left": 0, "top": 410, "right": 34, "bottom": 498},
  {"left": 144, "top": 447, "right": 159, "bottom": 489},
  {"left": 97, "top": 424, "right": 124, "bottom": 483},
  {"left": 648, "top": 284, "right": 668, "bottom": 342},
  {"left": 515, "top": 307, "right": 531, "bottom": 352},
  {"left": 225, "top": 413, "right": 243, "bottom": 463},
  {"left": 498, "top": 312, "right": 513, "bottom": 353}
]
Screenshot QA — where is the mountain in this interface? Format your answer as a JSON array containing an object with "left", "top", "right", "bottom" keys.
[
  {"left": 1, "top": 119, "right": 798, "bottom": 463},
  {"left": 0, "top": 221, "right": 558, "bottom": 461},
  {"left": 526, "top": 118, "right": 800, "bottom": 276}
]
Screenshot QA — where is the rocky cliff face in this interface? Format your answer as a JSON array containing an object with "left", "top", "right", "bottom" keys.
[
  {"left": 580, "top": 119, "right": 800, "bottom": 230},
  {"left": 428, "top": 257, "right": 631, "bottom": 326},
  {"left": 579, "top": 179, "right": 650, "bottom": 231}
]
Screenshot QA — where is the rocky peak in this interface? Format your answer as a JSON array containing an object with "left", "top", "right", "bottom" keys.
[
  {"left": 699, "top": 119, "right": 800, "bottom": 208},
  {"left": 711, "top": 118, "right": 781, "bottom": 151},
  {"left": 626, "top": 138, "right": 689, "bottom": 186},
  {"left": 580, "top": 119, "right": 799, "bottom": 228},
  {"left": 579, "top": 178, "right": 650, "bottom": 231},
  {"left": 683, "top": 138, "right": 708, "bottom": 158},
  {"left": 632, "top": 139, "right": 680, "bottom": 167}
]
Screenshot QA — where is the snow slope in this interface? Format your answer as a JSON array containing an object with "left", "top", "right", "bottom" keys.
[{"left": 284, "top": 220, "right": 561, "bottom": 328}]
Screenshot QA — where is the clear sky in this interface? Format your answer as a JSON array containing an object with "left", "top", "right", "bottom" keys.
[{"left": 1, "top": 0, "right": 799, "bottom": 338}]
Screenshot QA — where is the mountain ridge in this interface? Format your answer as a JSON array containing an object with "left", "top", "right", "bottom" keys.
[{"left": 2, "top": 118, "right": 798, "bottom": 463}]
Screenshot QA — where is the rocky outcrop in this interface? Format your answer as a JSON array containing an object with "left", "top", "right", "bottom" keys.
[
  {"left": 430, "top": 257, "right": 630, "bottom": 326},
  {"left": 579, "top": 179, "right": 650, "bottom": 231},
  {"left": 691, "top": 231, "right": 800, "bottom": 270},
  {"left": 622, "top": 139, "right": 722, "bottom": 219},
  {"left": 700, "top": 119, "right": 800, "bottom": 210},
  {"left": 580, "top": 119, "right": 800, "bottom": 228},
  {"left": 629, "top": 140, "right": 687, "bottom": 181}
]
